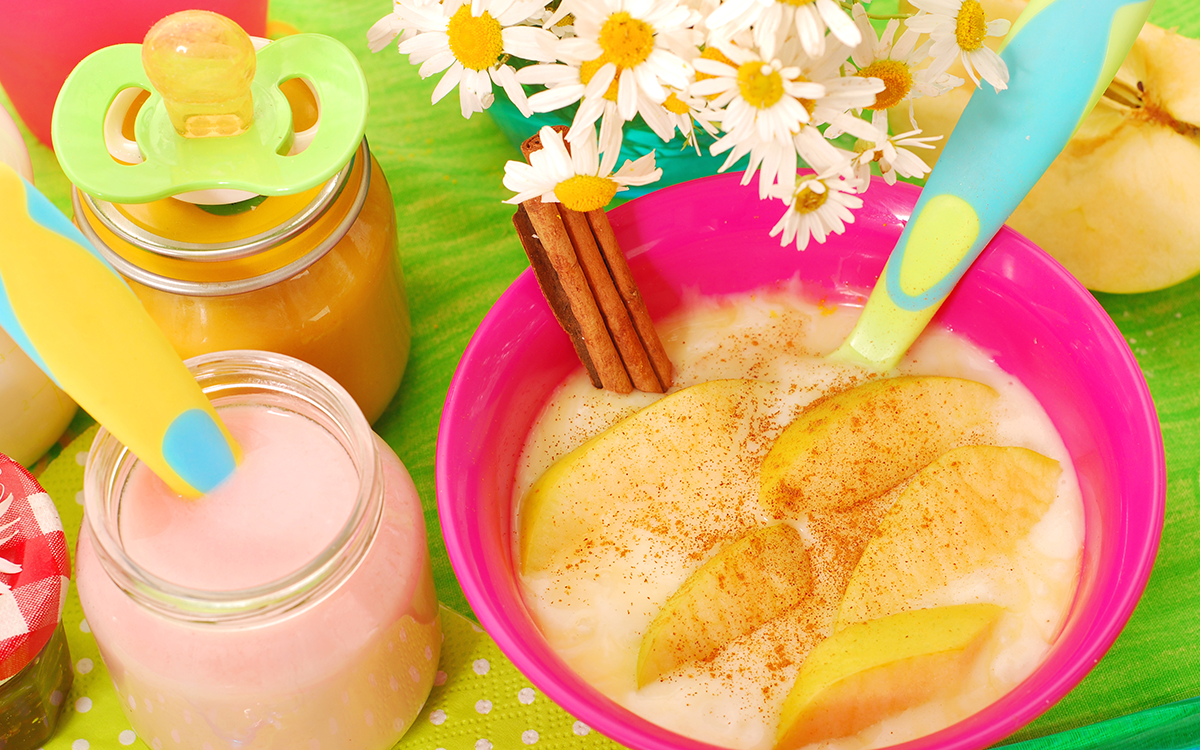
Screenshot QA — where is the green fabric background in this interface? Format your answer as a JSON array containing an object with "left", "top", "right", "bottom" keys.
[{"left": 5, "top": 0, "right": 1200, "bottom": 746}]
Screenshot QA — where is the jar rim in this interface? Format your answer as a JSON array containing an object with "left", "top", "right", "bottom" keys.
[
  {"left": 82, "top": 350, "right": 384, "bottom": 625},
  {"left": 71, "top": 139, "right": 371, "bottom": 297}
]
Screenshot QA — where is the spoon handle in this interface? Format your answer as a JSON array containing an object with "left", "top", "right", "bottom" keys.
[
  {"left": 835, "top": 0, "right": 1155, "bottom": 371},
  {"left": 0, "top": 164, "right": 239, "bottom": 496}
]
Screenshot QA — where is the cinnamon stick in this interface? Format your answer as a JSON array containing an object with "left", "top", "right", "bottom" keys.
[
  {"left": 515, "top": 125, "right": 673, "bottom": 393},
  {"left": 512, "top": 205, "right": 603, "bottom": 388},
  {"left": 559, "top": 208, "right": 662, "bottom": 393},
  {"left": 587, "top": 208, "right": 674, "bottom": 390},
  {"left": 520, "top": 196, "right": 633, "bottom": 393}
]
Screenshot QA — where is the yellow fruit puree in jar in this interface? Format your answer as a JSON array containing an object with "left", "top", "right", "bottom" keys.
[{"left": 72, "top": 138, "right": 409, "bottom": 424}]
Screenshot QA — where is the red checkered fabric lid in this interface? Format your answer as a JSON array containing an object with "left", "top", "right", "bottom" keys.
[{"left": 0, "top": 453, "right": 70, "bottom": 681}]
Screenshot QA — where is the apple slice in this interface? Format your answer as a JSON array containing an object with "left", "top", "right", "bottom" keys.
[
  {"left": 759, "top": 376, "right": 998, "bottom": 517},
  {"left": 518, "top": 378, "right": 781, "bottom": 574},
  {"left": 637, "top": 523, "right": 812, "bottom": 687},
  {"left": 775, "top": 603, "right": 1004, "bottom": 749},
  {"left": 838, "top": 445, "right": 1061, "bottom": 628}
]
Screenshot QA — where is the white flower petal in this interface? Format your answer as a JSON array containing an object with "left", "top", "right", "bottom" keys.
[
  {"left": 583, "top": 62, "right": 618, "bottom": 101},
  {"left": 367, "top": 14, "right": 404, "bottom": 53},
  {"left": 817, "top": 0, "right": 861, "bottom": 48},
  {"left": 617, "top": 67, "right": 639, "bottom": 120},
  {"left": 491, "top": 65, "right": 533, "bottom": 116},
  {"left": 598, "top": 107, "right": 624, "bottom": 174},
  {"left": 633, "top": 64, "right": 666, "bottom": 104},
  {"left": 418, "top": 49, "right": 456, "bottom": 78},
  {"left": 398, "top": 31, "right": 448, "bottom": 59},
  {"left": 430, "top": 64, "right": 464, "bottom": 104},
  {"left": 516, "top": 63, "right": 578, "bottom": 86},
  {"left": 502, "top": 26, "right": 560, "bottom": 62},
  {"left": 528, "top": 85, "right": 586, "bottom": 112}
]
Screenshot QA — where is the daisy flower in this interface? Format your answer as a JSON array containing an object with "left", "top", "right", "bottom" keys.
[
  {"left": 703, "top": 0, "right": 861, "bottom": 61},
  {"left": 383, "top": 0, "right": 559, "bottom": 118},
  {"left": 846, "top": 2, "right": 962, "bottom": 127},
  {"left": 639, "top": 87, "right": 720, "bottom": 153},
  {"left": 521, "top": 0, "right": 701, "bottom": 140},
  {"left": 852, "top": 111, "right": 941, "bottom": 186},
  {"left": 691, "top": 43, "right": 824, "bottom": 149},
  {"left": 503, "top": 126, "right": 663, "bottom": 212},
  {"left": 769, "top": 165, "right": 864, "bottom": 250},
  {"left": 905, "top": 0, "right": 1011, "bottom": 92},
  {"left": 773, "top": 35, "right": 886, "bottom": 145},
  {"left": 691, "top": 43, "right": 824, "bottom": 198},
  {"left": 367, "top": 0, "right": 439, "bottom": 53}
]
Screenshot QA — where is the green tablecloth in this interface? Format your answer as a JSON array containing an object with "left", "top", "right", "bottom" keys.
[{"left": 5, "top": 0, "right": 1200, "bottom": 747}]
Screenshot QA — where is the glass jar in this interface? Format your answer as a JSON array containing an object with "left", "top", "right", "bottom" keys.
[
  {"left": 0, "top": 454, "right": 73, "bottom": 750},
  {"left": 76, "top": 350, "right": 440, "bottom": 750},
  {"left": 72, "top": 139, "right": 409, "bottom": 424},
  {"left": 0, "top": 623, "right": 73, "bottom": 749}
]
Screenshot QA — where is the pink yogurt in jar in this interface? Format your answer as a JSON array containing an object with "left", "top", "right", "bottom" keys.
[{"left": 76, "top": 350, "right": 440, "bottom": 750}]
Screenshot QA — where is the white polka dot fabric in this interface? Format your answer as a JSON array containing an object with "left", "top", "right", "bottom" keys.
[{"left": 34, "top": 427, "right": 622, "bottom": 750}]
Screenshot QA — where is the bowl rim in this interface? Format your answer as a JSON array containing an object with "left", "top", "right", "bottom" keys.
[{"left": 436, "top": 172, "right": 1166, "bottom": 750}]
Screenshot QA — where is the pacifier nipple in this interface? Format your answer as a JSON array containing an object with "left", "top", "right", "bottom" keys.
[{"left": 142, "top": 11, "right": 256, "bottom": 139}]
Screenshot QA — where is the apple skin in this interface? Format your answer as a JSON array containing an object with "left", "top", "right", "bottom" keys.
[
  {"left": 774, "top": 603, "right": 1004, "bottom": 750},
  {"left": 838, "top": 445, "right": 1061, "bottom": 629},
  {"left": 759, "top": 376, "right": 997, "bottom": 517},
  {"left": 637, "top": 523, "right": 812, "bottom": 687}
]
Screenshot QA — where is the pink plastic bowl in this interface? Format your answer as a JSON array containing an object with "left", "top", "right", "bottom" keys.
[{"left": 436, "top": 173, "right": 1165, "bottom": 750}]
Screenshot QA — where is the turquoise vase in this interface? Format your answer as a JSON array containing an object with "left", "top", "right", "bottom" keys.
[{"left": 487, "top": 86, "right": 738, "bottom": 200}]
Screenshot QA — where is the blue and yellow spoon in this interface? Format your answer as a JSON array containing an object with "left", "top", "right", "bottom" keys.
[
  {"left": 0, "top": 164, "right": 239, "bottom": 496},
  {"left": 834, "top": 0, "right": 1154, "bottom": 371}
]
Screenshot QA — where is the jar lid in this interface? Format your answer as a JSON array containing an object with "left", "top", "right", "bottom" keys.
[{"left": 0, "top": 453, "right": 70, "bottom": 681}]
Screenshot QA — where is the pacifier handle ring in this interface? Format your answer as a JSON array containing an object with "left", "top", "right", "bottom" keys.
[
  {"left": 53, "top": 44, "right": 161, "bottom": 200},
  {"left": 102, "top": 87, "right": 146, "bottom": 165},
  {"left": 258, "top": 34, "right": 368, "bottom": 188}
]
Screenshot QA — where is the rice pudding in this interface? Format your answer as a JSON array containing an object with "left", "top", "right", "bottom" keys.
[{"left": 513, "top": 285, "right": 1083, "bottom": 750}]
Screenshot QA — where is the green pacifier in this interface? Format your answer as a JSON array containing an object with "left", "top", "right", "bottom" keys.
[{"left": 51, "top": 10, "right": 368, "bottom": 204}]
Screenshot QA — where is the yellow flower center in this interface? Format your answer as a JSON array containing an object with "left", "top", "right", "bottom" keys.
[
  {"left": 555, "top": 175, "right": 619, "bottom": 212},
  {"left": 955, "top": 0, "right": 988, "bottom": 52},
  {"left": 446, "top": 5, "right": 504, "bottom": 71},
  {"left": 793, "top": 72, "right": 817, "bottom": 119},
  {"left": 580, "top": 56, "right": 621, "bottom": 102},
  {"left": 577, "top": 12, "right": 655, "bottom": 104},
  {"left": 663, "top": 92, "right": 691, "bottom": 115},
  {"left": 857, "top": 59, "right": 914, "bottom": 110},
  {"left": 778, "top": 0, "right": 818, "bottom": 5},
  {"left": 738, "top": 62, "right": 785, "bottom": 110},
  {"left": 599, "top": 11, "right": 655, "bottom": 69},
  {"left": 854, "top": 139, "right": 885, "bottom": 165},
  {"left": 695, "top": 47, "right": 735, "bottom": 100},
  {"left": 793, "top": 184, "right": 829, "bottom": 214},
  {"left": 696, "top": 47, "right": 735, "bottom": 82}
]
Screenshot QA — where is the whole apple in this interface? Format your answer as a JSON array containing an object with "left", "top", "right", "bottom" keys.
[{"left": 896, "top": 1, "right": 1200, "bottom": 293}]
